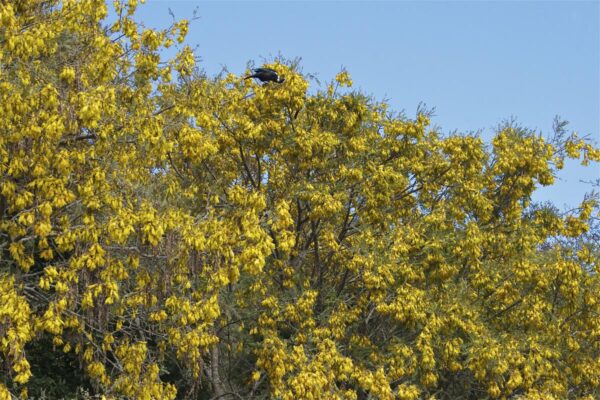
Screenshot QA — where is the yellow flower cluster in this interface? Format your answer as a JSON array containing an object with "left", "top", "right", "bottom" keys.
[{"left": 0, "top": 276, "right": 33, "bottom": 384}]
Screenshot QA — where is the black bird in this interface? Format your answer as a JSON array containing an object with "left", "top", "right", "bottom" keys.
[{"left": 244, "top": 68, "right": 285, "bottom": 83}]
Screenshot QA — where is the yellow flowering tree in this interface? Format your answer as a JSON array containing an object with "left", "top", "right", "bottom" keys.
[{"left": 1, "top": 1, "right": 599, "bottom": 399}]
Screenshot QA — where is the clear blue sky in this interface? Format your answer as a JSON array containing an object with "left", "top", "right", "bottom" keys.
[{"left": 121, "top": 0, "right": 599, "bottom": 209}]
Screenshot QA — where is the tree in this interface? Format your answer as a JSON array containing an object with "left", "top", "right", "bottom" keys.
[{"left": 1, "top": 1, "right": 599, "bottom": 399}]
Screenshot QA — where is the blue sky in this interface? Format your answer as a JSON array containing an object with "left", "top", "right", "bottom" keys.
[{"left": 123, "top": 0, "right": 599, "bottom": 209}]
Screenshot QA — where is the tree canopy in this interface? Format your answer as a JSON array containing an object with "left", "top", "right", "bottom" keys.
[{"left": 1, "top": 1, "right": 599, "bottom": 399}]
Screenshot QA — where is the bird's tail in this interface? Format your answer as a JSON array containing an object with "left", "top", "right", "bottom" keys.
[{"left": 244, "top": 75, "right": 254, "bottom": 80}]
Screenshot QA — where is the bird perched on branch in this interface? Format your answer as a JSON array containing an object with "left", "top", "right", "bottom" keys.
[{"left": 244, "top": 68, "right": 285, "bottom": 83}]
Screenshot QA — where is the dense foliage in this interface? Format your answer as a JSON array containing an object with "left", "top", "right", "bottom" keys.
[{"left": 1, "top": 1, "right": 599, "bottom": 399}]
